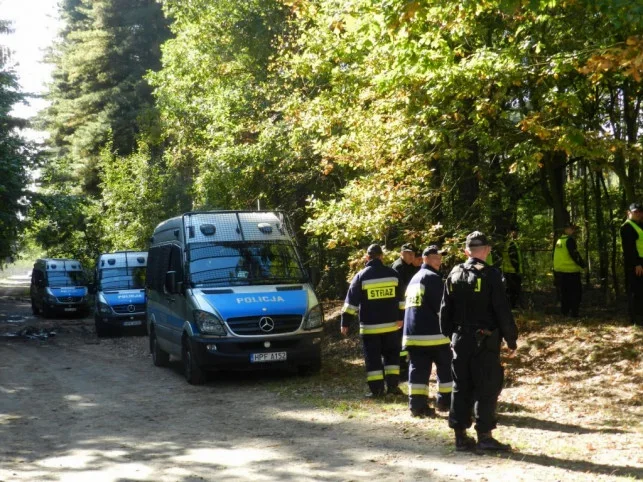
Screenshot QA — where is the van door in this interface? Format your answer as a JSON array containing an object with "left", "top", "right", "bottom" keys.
[{"left": 165, "top": 244, "right": 188, "bottom": 351}]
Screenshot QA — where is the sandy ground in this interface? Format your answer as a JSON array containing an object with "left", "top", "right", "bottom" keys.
[{"left": 0, "top": 291, "right": 640, "bottom": 482}]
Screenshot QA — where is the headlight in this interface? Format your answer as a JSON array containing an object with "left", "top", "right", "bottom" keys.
[
  {"left": 97, "top": 302, "right": 112, "bottom": 315},
  {"left": 194, "top": 310, "right": 227, "bottom": 336},
  {"left": 303, "top": 305, "right": 323, "bottom": 330}
]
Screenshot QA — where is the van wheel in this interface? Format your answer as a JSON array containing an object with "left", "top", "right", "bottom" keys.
[
  {"left": 95, "top": 317, "right": 109, "bottom": 338},
  {"left": 298, "top": 358, "right": 322, "bottom": 376},
  {"left": 182, "top": 339, "right": 205, "bottom": 385},
  {"left": 150, "top": 330, "right": 170, "bottom": 367},
  {"left": 31, "top": 299, "right": 40, "bottom": 316},
  {"left": 41, "top": 304, "right": 52, "bottom": 319}
]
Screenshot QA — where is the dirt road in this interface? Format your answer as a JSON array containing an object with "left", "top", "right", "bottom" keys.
[{"left": 0, "top": 295, "right": 639, "bottom": 482}]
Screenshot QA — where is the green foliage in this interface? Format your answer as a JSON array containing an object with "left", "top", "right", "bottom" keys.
[{"left": 0, "top": 23, "right": 35, "bottom": 265}]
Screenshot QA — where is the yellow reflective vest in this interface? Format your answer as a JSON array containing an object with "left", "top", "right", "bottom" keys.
[
  {"left": 624, "top": 220, "right": 643, "bottom": 258},
  {"left": 553, "top": 235, "right": 582, "bottom": 273}
]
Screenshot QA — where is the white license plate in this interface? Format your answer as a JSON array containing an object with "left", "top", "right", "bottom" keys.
[
  {"left": 251, "top": 352, "right": 287, "bottom": 363},
  {"left": 64, "top": 308, "right": 77, "bottom": 312},
  {"left": 123, "top": 321, "right": 141, "bottom": 326}
]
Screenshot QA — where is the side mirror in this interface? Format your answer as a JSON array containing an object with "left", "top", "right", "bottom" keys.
[
  {"left": 87, "top": 283, "right": 97, "bottom": 294},
  {"left": 37, "top": 279, "right": 46, "bottom": 288},
  {"left": 308, "top": 266, "right": 320, "bottom": 287},
  {"left": 165, "top": 271, "right": 177, "bottom": 294}
]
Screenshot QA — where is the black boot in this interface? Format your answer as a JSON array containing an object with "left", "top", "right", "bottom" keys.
[
  {"left": 454, "top": 429, "right": 476, "bottom": 452},
  {"left": 410, "top": 406, "right": 435, "bottom": 418},
  {"left": 476, "top": 432, "right": 511, "bottom": 451}
]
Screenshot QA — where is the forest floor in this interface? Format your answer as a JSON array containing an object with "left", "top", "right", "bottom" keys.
[{"left": 0, "top": 283, "right": 641, "bottom": 481}]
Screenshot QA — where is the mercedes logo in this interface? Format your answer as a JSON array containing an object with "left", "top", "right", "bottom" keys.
[
  {"left": 258, "top": 316, "right": 275, "bottom": 333},
  {"left": 127, "top": 304, "right": 135, "bottom": 313}
]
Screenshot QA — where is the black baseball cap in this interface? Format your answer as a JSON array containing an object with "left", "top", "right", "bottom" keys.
[
  {"left": 629, "top": 202, "right": 642, "bottom": 212},
  {"left": 465, "top": 231, "right": 489, "bottom": 248},
  {"left": 367, "top": 244, "right": 383, "bottom": 256},
  {"left": 422, "top": 245, "right": 447, "bottom": 256},
  {"left": 401, "top": 243, "right": 417, "bottom": 253}
]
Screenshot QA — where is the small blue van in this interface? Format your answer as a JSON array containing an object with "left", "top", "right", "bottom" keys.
[
  {"left": 30, "top": 258, "right": 91, "bottom": 317},
  {"left": 94, "top": 251, "right": 148, "bottom": 336},
  {"left": 146, "top": 211, "right": 323, "bottom": 384}
]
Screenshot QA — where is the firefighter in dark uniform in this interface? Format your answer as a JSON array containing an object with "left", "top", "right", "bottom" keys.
[
  {"left": 502, "top": 231, "right": 523, "bottom": 309},
  {"left": 403, "top": 245, "right": 452, "bottom": 418},
  {"left": 341, "top": 244, "right": 405, "bottom": 397},
  {"left": 620, "top": 202, "right": 643, "bottom": 326},
  {"left": 440, "top": 231, "right": 518, "bottom": 451},
  {"left": 553, "top": 224, "right": 585, "bottom": 317},
  {"left": 392, "top": 243, "right": 419, "bottom": 377}
]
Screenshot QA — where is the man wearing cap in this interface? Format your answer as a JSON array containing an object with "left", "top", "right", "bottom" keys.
[
  {"left": 553, "top": 224, "right": 585, "bottom": 317},
  {"left": 440, "top": 231, "right": 518, "bottom": 451},
  {"left": 620, "top": 203, "right": 643, "bottom": 326},
  {"left": 403, "top": 245, "right": 452, "bottom": 418},
  {"left": 341, "top": 244, "right": 406, "bottom": 397}
]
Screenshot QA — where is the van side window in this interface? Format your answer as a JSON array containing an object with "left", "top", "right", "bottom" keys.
[
  {"left": 147, "top": 245, "right": 173, "bottom": 292},
  {"left": 169, "top": 245, "right": 184, "bottom": 283}
]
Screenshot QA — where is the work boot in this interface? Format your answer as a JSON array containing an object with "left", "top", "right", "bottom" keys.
[
  {"left": 364, "top": 390, "right": 384, "bottom": 399},
  {"left": 454, "top": 429, "right": 476, "bottom": 452},
  {"left": 410, "top": 406, "right": 435, "bottom": 419},
  {"left": 386, "top": 386, "right": 405, "bottom": 397},
  {"left": 436, "top": 400, "right": 450, "bottom": 412},
  {"left": 476, "top": 432, "right": 511, "bottom": 451}
]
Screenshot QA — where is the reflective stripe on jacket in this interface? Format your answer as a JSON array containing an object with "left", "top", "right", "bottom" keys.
[{"left": 553, "top": 235, "right": 582, "bottom": 273}]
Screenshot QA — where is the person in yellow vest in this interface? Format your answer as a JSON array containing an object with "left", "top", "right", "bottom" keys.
[
  {"left": 502, "top": 231, "right": 524, "bottom": 309},
  {"left": 620, "top": 203, "right": 643, "bottom": 326},
  {"left": 553, "top": 224, "right": 585, "bottom": 317}
]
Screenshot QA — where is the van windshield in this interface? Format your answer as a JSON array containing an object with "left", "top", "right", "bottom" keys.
[
  {"left": 48, "top": 271, "right": 87, "bottom": 288},
  {"left": 99, "top": 267, "right": 146, "bottom": 290},
  {"left": 188, "top": 241, "right": 307, "bottom": 287}
]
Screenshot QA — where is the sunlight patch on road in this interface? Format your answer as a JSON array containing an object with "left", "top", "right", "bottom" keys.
[
  {"left": 64, "top": 393, "right": 98, "bottom": 408},
  {"left": 271, "top": 407, "right": 343, "bottom": 424},
  {"left": 0, "top": 413, "right": 23, "bottom": 424},
  {"left": 175, "top": 447, "right": 279, "bottom": 466}
]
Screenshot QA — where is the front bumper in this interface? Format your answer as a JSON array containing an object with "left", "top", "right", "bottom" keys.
[
  {"left": 189, "top": 331, "right": 322, "bottom": 370},
  {"left": 46, "top": 302, "right": 91, "bottom": 316},
  {"left": 95, "top": 312, "right": 147, "bottom": 327}
]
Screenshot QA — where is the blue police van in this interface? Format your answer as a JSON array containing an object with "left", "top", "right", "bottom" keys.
[
  {"left": 30, "top": 258, "right": 91, "bottom": 317},
  {"left": 94, "top": 251, "right": 148, "bottom": 337},
  {"left": 146, "top": 211, "right": 323, "bottom": 384}
]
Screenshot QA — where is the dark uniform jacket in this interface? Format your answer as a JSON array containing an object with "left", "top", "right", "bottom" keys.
[
  {"left": 341, "top": 258, "right": 405, "bottom": 334},
  {"left": 403, "top": 264, "right": 450, "bottom": 348},
  {"left": 439, "top": 257, "right": 518, "bottom": 347},
  {"left": 620, "top": 220, "right": 643, "bottom": 271},
  {"left": 392, "top": 258, "right": 419, "bottom": 296}
]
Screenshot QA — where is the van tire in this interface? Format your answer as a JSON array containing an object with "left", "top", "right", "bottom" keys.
[
  {"left": 182, "top": 338, "right": 205, "bottom": 385},
  {"left": 41, "top": 304, "right": 52, "bottom": 319},
  {"left": 95, "top": 317, "right": 110, "bottom": 338},
  {"left": 150, "top": 330, "right": 170, "bottom": 367},
  {"left": 298, "top": 358, "right": 322, "bottom": 376},
  {"left": 31, "top": 299, "right": 40, "bottom": 316}
]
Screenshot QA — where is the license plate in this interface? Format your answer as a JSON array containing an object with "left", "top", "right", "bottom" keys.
[
  {"left": 123, "top": 321, "right": 141, "bottom": 326},
  {"left": 64, "top": 308, "right": 77, "bottom": 312},
  {"left": 250, "top": 352, "right": 287, "bottom": 363}
]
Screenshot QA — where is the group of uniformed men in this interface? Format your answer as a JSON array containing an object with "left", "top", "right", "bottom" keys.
[
  {"left": 341, "top": 231, "right": 518, "bottom": 452},
  {"left": 339, "top": 205, "right": 643, "bottom": 452}
]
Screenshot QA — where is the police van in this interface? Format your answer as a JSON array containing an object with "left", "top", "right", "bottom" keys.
[
  {"left": 30, "top": 258, "right": 91, "bottom": 317},
  {"left": 94, "top": 251, "right": 148, "bottom": 337},
  {"left": 146, "top": 211, "right": 323, "bottom": 384}
]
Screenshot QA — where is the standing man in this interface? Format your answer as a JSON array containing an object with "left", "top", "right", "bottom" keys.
[
  {"left": 553, "top": 224, "right": 585, "bottom": 317},
  {"left": 440, "top": 231, "right": 518, "bottom": 452},
  {"left": 502, "top": 230, "right": 524, "bottom": 309},
  {"left": 341, "top": 244, "right": 405, "bottom": 397},
  {"left": 620, "top": 203, "right": 643, "bottom": 326},
  {"left": 392, "top": 243, "right": 419, "bottom": 375},
  {"left": 403, "top": 245, "right": 452, "bottom": 418}
]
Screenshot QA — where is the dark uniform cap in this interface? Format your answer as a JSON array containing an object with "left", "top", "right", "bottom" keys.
[
  {"left": 465, "top": 231, "right": 489, "bottom": 248},
  {"left": 401, "top": 243, "right": 417, "bottom": 253},
  {"left": 422, "top": 245, "right": 447, "bottom": 256},
  {"left": 366, "top": 244, "right": 383, "bottom": 256},
  {"left": 629, "top": 202, "right": 643, "bottom": 212}
]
